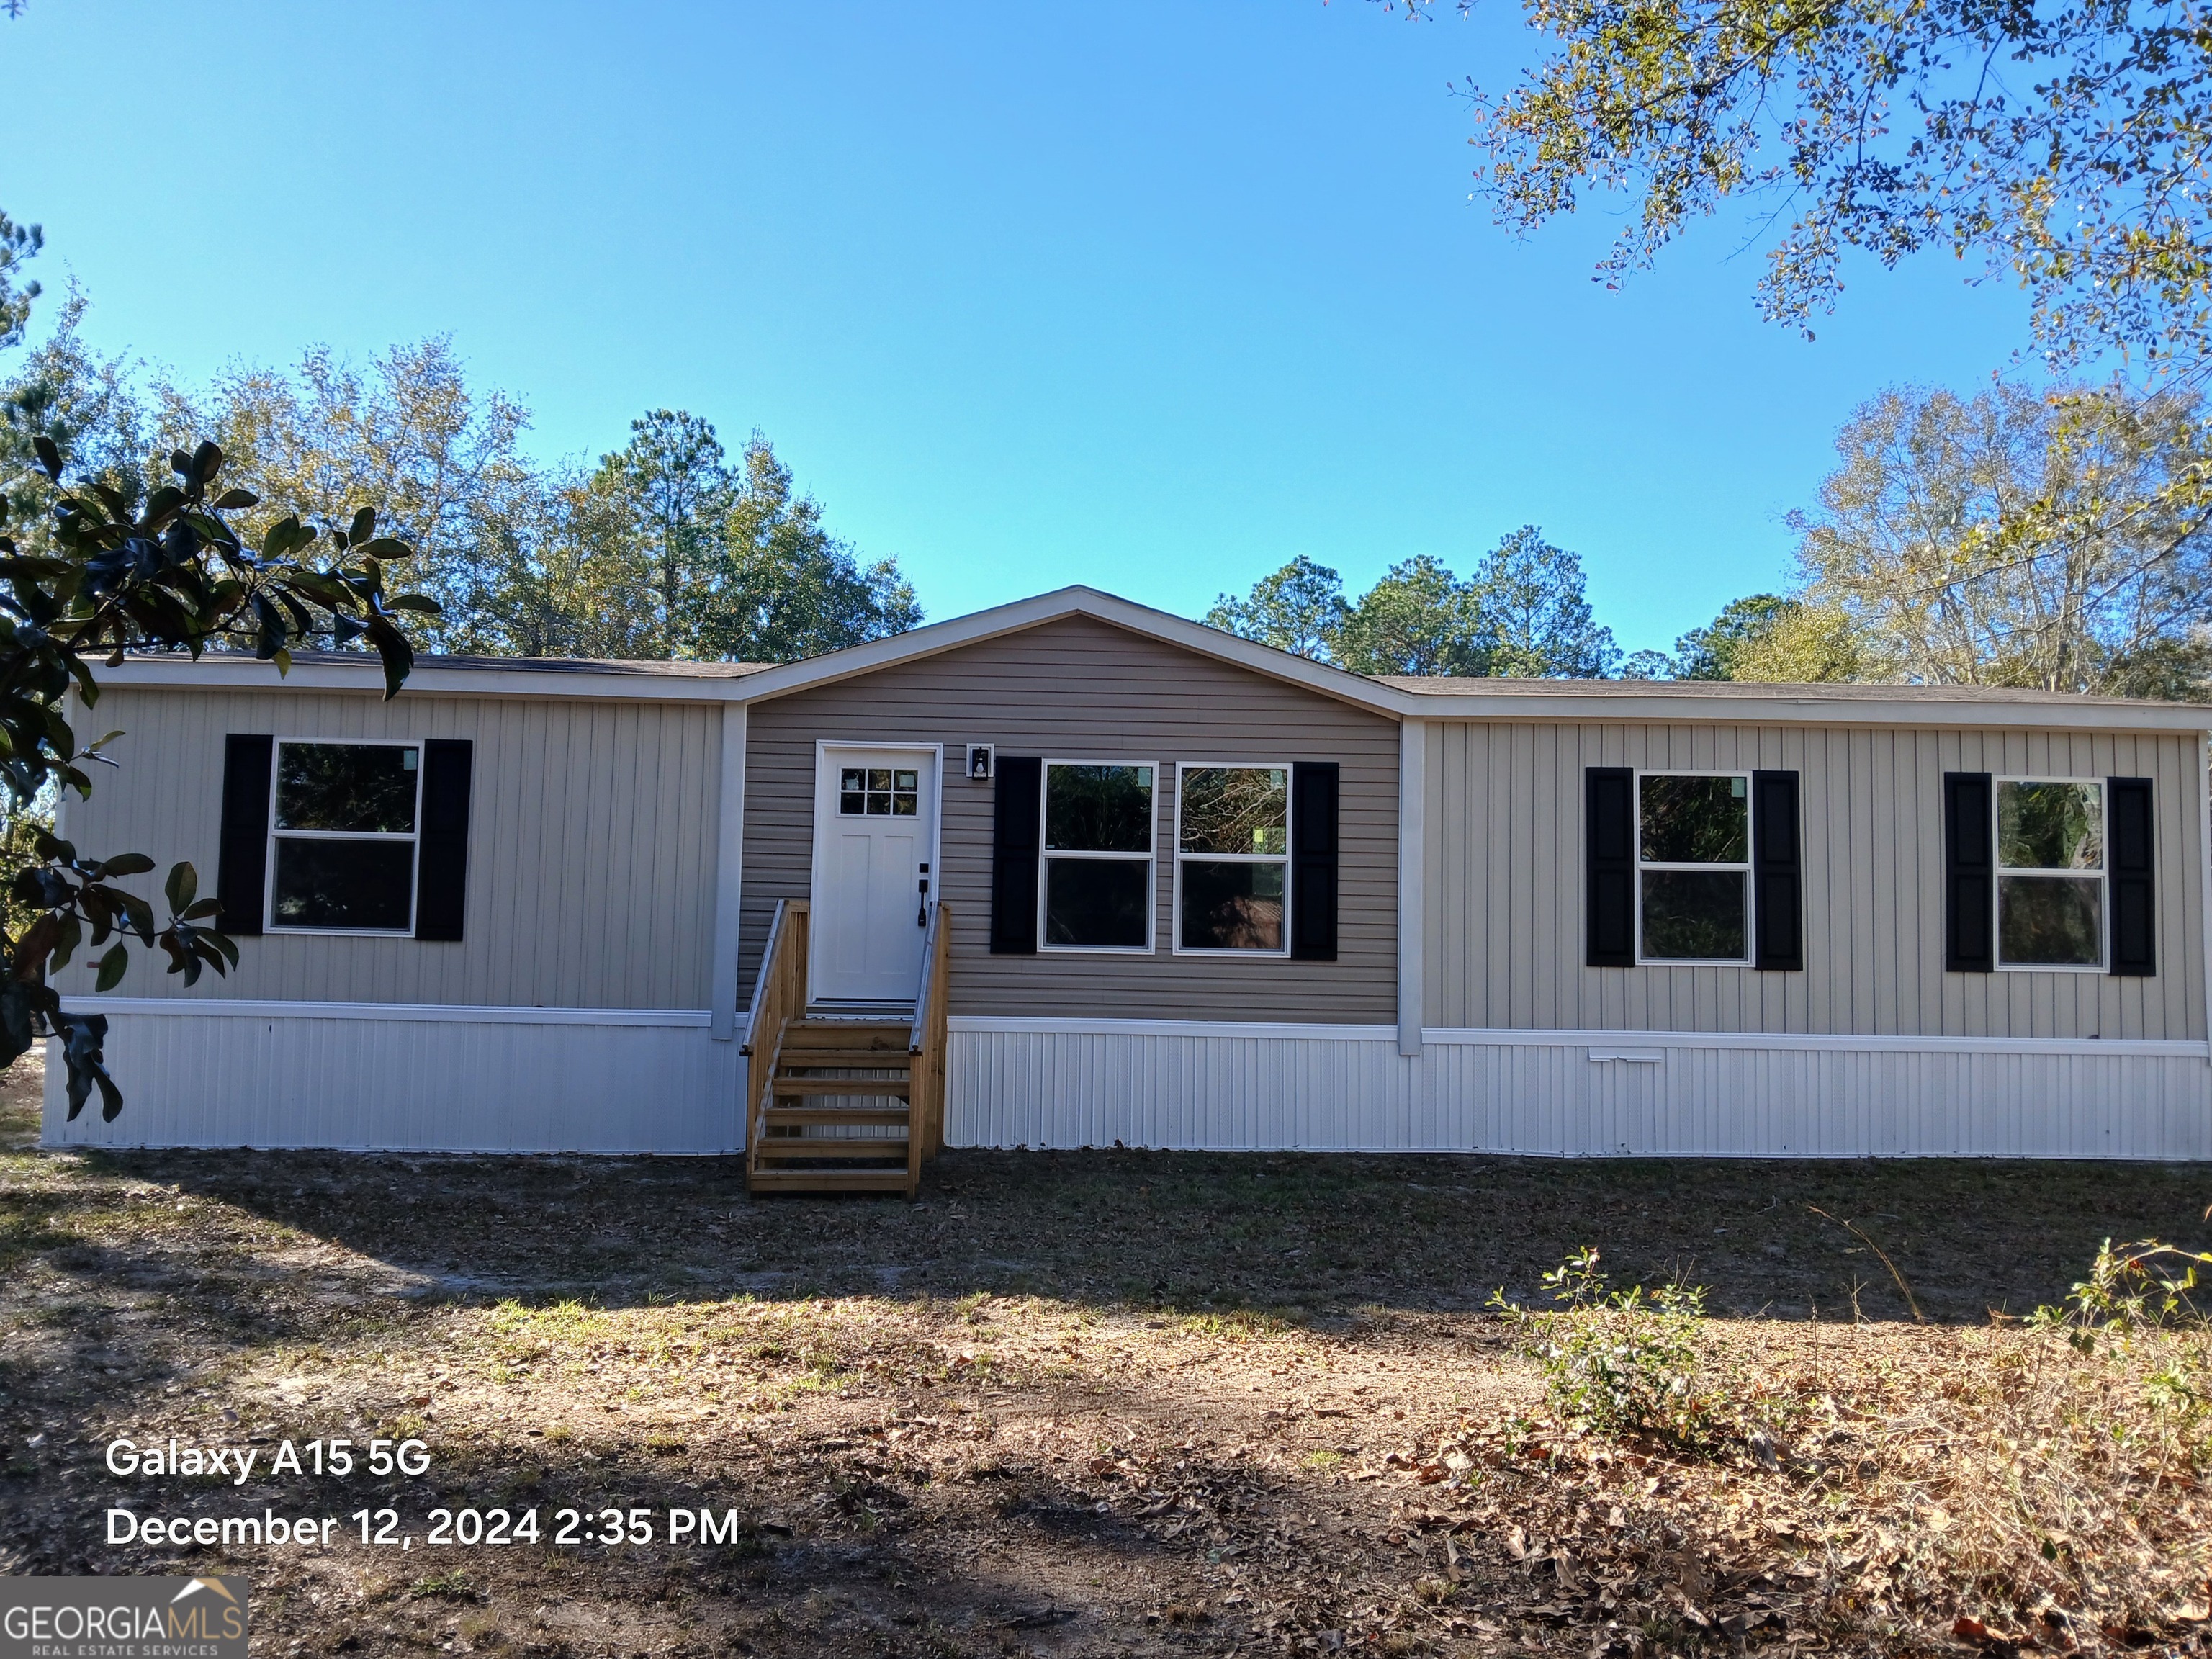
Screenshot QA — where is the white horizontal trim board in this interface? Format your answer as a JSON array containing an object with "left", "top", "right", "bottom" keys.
[
  {"left": 948, "top": 1014, "right": 2211, "bottom": 1059},
  {"left": 60, "top": 998, "right": 714, "bottom": 1028},
  {"left": 946, "top": 1020, "right": 2212, "bottom": 1159},
  {"left": 45, "top": 1010, "right": 742, "bottom": 1154}
]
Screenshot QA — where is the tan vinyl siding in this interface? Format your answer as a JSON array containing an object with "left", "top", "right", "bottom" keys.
[
  {"left": 61, "top": 687, "right": 721, "bottom": 1010},
  {"left": 1423, "top": 720, "right": 2208, "bottom": 1039},
  {"left": 742, "top": 615, "right": 1399, "bottom": 1023}
]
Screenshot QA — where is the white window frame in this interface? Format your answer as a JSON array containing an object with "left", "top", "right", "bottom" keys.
[
  {"left": 1993, "top": 774, "right": 2108, "bottom": 973},
  {"left": 1037, "top": 757, "right": 1158, "bottom": 954},
  {"left": 1633, "top": 767, "right": 1755, "bottom": 968},
  {"left": 265, "top": 736, "right": 424, "bottom": 937},
  {"left": 1172, "top": 760, "right": 1294, "bottom": 958}
]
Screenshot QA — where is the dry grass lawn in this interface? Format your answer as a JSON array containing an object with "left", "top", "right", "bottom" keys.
[{"left": 1, "top": 1055, "right": 2209, "bottom": 1658}]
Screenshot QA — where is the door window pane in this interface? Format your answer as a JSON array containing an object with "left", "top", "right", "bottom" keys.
[
  {"left": 1044, "top": 858, "right": 1150, "bottom": 948},
  {"left": 1640, "top": 870, "right": 1748, "bottom": 961},
  {"left": 1180, "top": 768, "right": 1288, "bottom": 855},
  {"left": 276, "top": 743, "right": 418, "bottom": 832},
  {"left": 1046, "top": 765, "right": 1154, "bottom": 852},
  {"left": 840, "top": 765, "right": 919, "bottom": 817},
  {"left": 1999, "top": 876, "right": 2103, "bottom": 965},
  {"left": 1639, "top": 774, "right": 1747, "bottom": 864},
  {"left": 1998, "top": 781, "right": 2103, "bottom": 871},
  {"left": 272, "top": 839, "right": 416, "bottom": 931},
  {"left": 1180, "top": 860, "right": 1285, "bottom": 950}
]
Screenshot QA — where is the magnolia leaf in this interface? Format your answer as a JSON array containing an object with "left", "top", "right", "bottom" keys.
[
  {"left": 349, "top": 505, "right": 377, "bottom": 546},
  {"left": 364, "top": 614, "right": 414, "bottom": 701},
  {"left": 99, "top": 853, "right": 154, "bottom": 877},
  {"left": 212, "top": 488, "right": 258, "bottom": 511},
  {"left": 94, "top": 943, "right": 127, "bottom": 992},
  {"left": 164, "top": 861, "right": 197, "bottom": 915}
]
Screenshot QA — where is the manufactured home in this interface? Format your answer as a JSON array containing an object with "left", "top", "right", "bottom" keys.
[{"left": 42, "top": 586, "right": 2212, "bottom": 1184}]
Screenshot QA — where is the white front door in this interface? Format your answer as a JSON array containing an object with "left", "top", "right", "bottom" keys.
[{"left": 810, "top": 746, "right": 939, "bottom": 1004}]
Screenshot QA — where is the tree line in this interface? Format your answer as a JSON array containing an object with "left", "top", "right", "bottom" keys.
[
  {"left": 1208, "top": 379, "right": 2212, "bottom": 698},
  {"left": 2, "top": 290, "right": 921, "bottom": 667}
]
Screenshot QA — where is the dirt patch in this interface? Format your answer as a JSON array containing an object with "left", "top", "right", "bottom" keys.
[{"left": 2, "top": 1056, "right": 2208, "bottom": 1655}]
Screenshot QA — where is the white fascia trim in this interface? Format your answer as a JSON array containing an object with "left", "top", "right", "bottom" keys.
[
  {"left": 94, "top": 656, "right": 757, "bottom": 704},
  {"left": 945, "top": 1014, "right": 2208, "bottom": 1058},
  {"left": 2198, "top": 728, "right": 2212, "bottom": 1068},
  {"left": 709, "top": 705, "right": 747, "bottom": 1040},
  {"left": 1397, "top": 719, "right": 1426, "bottom": 1056},
  {"left": 1403, "top": 691, "right": 2212, "bottom": 733},
  {"left": 65, "top": 997, "right": 716, "bottom": 1028}
]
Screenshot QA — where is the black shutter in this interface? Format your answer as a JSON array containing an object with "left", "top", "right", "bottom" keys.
[
  {"left": 2108, "top": 775, "right": 2155, "bottom": 976},
  {"left": 990, "top": 755, "right": 1042, "bottom": 955},
  {"left": 414, "top": 739, "right": 474, "bottom": 942},
  {"left": 1751, "top": 770, "right": 1804, "bottom": 971},
  {"left": 1586, "top": 766, "right": 1635, "bottom": 967},
  {"left": 215, "top": 734, "right": 273, "bottom": 936},
  {"left": 1290, "top": 762, "right": 1339, "bottom": 961},
  {"left": 1943, "top": 771, "right": 1995, "bottom": 972}
]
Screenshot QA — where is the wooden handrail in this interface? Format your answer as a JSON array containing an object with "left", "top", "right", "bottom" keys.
[
  {"left": 908, "top": 902, "right": 941, "bottom": 1056},
  {"left": 738, "top": 896, "right": 796, "bottom": 1058},
  {"left": 907, "top": 902, "right": 951, "bottom": 1177},
  {"left": 740, "top": 898, "right": 808, "bottom": 1182}
]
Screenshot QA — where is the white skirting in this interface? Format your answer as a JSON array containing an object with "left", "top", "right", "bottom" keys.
[
  {"left": 38, "top": 1005, "right": 2212, "bottom": 1159},
  {"left": 42, "top": 1001, "right": 744, "bottom": 1154},
  {"left": 945, "top": 1018, "right": 2212, "bottom": 1159}
]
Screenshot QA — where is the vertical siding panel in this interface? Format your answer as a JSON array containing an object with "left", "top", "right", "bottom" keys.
[{"left": 67, "top": 687, "right": 719, "bottom": 1011}]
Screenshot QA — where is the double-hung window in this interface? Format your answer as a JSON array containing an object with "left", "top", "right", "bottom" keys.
[
  {"left": 1176, "top": 764, "right": 1290, "bottom": 953},
  {"left": 269, "top": 739, "right": 422, "bottom": 933},
  {"left": 1636, "top": 771, "right": 1752, "bottom": 964},
  {"left": 1996, "top": 778, "right": 2104, "bottom": 968},
  {"left": 1040, "top": 761, "right": 1154, "bottom": 950}
]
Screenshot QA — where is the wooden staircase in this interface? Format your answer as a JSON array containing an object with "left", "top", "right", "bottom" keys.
[{"left": 740, "top": 899, "right": 949, "bottom": 1198}]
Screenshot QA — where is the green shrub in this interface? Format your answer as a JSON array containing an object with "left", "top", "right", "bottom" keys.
[
  {"left": 1490, "top": 1248, "right": 1721, "bottom": 1449},
  {"left": 2028, "top": 1237, "right": 2211, "bottom": 1354}
]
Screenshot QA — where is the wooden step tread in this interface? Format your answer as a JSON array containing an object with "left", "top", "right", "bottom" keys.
[
  {"left": 775, "top": 1048, "right": 914, "bottom": 1068},
  {"left": 790, "top": 1019, "right": 911, "bottom": 1035},
  {"left": 747, "top": 1169, "right": 914, "bottom": 1193},
  {"left": 773, "top": 1076, "right": 912, "bottom": 1098},
  {"left": 753, "top": 1141, "right": 910, "bottom": 1161},
  {"left": 756, "top": 1119, "right": 902, "bottom": 1132}
]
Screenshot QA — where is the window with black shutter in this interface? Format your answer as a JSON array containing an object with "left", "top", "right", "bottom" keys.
[
  {"left": 1290, "top": 761, "right": 1339, "bottom": 961},
  {"left": 1943, "top": 772, "right": 1995, "bottom": 972},
  {"left": 1751, "top": 770, "right": 1804, "bottom": 971},
  {"left": 1585, "top": 766, "right": 1635, "bottom": 967},
  {"left": 415, "top": 739, "right": 474, "bottom": 942},
  {"left": 216, "top": 734, "right": 274, "bottom": 936},
  {"left": 2107, "top": 775, "right": 2154, "bottom": 976},
  {"left": 989, "top": 755, "right": 1043, "bottom": 954}
]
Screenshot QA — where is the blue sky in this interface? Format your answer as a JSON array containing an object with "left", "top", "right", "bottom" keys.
[{"left": 8, "top": 1, "right": 2033, "bottom": 656}]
